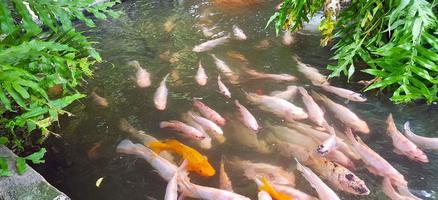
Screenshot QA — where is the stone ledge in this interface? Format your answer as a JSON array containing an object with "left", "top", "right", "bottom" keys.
[{"left": 0, "top": 146, "right": 70, "bottom": 200}]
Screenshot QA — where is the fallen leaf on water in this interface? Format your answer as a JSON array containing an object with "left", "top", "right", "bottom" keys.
[{"left": 96, "top": 177, "right": 104, "bottom": 188}]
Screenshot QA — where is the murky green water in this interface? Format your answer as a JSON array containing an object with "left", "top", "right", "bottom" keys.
[{"left": 34, "top": 0, "right": 438, "bottom": 199}]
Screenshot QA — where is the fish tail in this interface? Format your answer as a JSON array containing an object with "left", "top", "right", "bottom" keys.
[
  {"left": 386, "top": 113, "right": 397, "bottom": 134},
  {"left": 294, "top": 158, "right": 305, "bottom": 173},
  {"left": 163, "top": 73, "right": 170, "bottom": 82},
  {"left": 403, "top": 121, "right": 416, "bottom": 138},
  {"left": 116, "top": 139, "right": 136, "bottom": 154},
  {"left": 127, "top": 60, "right": 141, "bottom": 69}
]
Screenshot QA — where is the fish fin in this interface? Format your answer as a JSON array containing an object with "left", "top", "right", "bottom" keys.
[
  {"left": 116, "top": 139, "right": 135, "bottom": 154},
  {"left": 294, "top": 158, "right": 305, "bottom": 173}
]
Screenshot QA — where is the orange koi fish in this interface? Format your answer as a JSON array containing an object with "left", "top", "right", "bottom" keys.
[{"left": 148, "top": 140, "right": 215, "bottom": 177}]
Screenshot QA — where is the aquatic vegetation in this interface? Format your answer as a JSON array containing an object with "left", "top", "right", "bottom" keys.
[
  {"left": 0, "top": 0, "right": 121, "bottom": 174},
  {"left": 268, "top": 0, "right": 438, "bottom": 104}
]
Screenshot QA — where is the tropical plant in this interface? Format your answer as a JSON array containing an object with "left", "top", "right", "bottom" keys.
[
  {"left": 0, "top": 0, "right": 121, "bottom": 175},
  {"left": 268, "top": 0, "right": 438, "bottom": 104}
]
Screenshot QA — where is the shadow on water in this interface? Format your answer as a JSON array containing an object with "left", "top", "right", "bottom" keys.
[{"left": 33, "top": 0, "right": 438, "bottom": 199}]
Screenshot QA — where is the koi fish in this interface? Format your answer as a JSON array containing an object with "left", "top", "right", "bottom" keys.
[
  {"left": 148, "top": 139, "right": 216, "bottom": 177},
  {"left": 90, "top": 91, "right": 109, "bottom": 107},
  {"left": 295, "top": 159, "right": 341, "bottom": 200},
  {"left": 160, "top": 120, "right": 206, "bottom": 140},
  {"left": 193, "top": 35, "right": 230, "bottom": 52},
  {"left": 184, "top": 117, "right": 212, "bottom": 150},
  {"left": 193, "top": 99, "right": 226, "bottom": 126},
  {"left": 295, "top": 58, "right": 329, "bottom": 85},
  {"left": 232, "top": 25, "right": 247, "bottom": 40},
  {"left": 245, "top": 69, "right": 297, "bottom": 82},
  {"left": 308, "top": 156, "right": 369, "bottom": 195},
  {"left": 246, "top": 92, "right": 307, "bottom": 121},
  {"left": 188, "top": 111, "right": 224, "bottom": 135},
  {"left": 318, "top": 84, "right": 367, "bottom": 102},
  {"left": 218, "top": 75, "right": 231, "bottom": 98},
  {"left": 256, "top": 177, "right": 293, "bottom": 200},
  {"left": 286, "top": 121, "right": 361, "bottom": 160},
  {"left": 116, "top": 139, "right": 177, "bottom": 181},
  {"left": 345, "top": 128, "right": 407, "bottom": 186},
  {"left": 311, "top": 91, "right": 369, "bottom": 134},
  {"left": 235, "top": 99, "right": 259, "bottom": 132},
  {"left": 270, "top": 86, "right": 298, "bottom": 101},
  {"left": 211, "top": 54, "right": 234, "bottom": 74},
  {"left": 195, "top": 61, "right": 208, "bottom": 86},
  {"left": 386, "top": 114, "right": 428, "bottom": 163},
  {"left": 298, "top": 87, "right": 326, "bottom": 127},
  {"left": 128, "top": 60, "right": 151, "bottom": 88},
  {"left": 404, "top": 121, "right": 438, "bottom": 151},
  {"left": 154, "top": 74, "right": 170, "bottom": 110},
  {"left": 118, "top": 119, "right": 175, "bottom": 162}
]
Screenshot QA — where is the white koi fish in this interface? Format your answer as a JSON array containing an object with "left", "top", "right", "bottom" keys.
[
  {"left": 235, "top": 100, "right": 259, "bottom": 132},
  {"left": 319, "top": 84, "right": 367, "bottom": 102},
  {"left": 128, "top": 60, "right": 151, "bottom": 88},
  {"left": 193, "top": 99, "right": 226, "bottom": 126},
  {"left": 217, "top": 75, "right": 231, "bottom": 98},
  {"left": 154, "top": 74, "right": 170, "bottom": 110},
  {"left": 311, "top": 91, "right": 369, "bottom": 134},
  {"left": 246, "top": 92, "right": 307, "bottom": 121},
  {"left": 188, "top": 111, "right": 224, "bottom": 135},
  {"left": 160, "top": 120, "right": 206, "bottom": 140},
  {"left": 386, "top": 114, "right": 428, "bottom": 163},
  {"left": 232, "top": 25, "right": 247, "bottom": 40},
  {"left": 195, "top": 61, "right": 208, "bottom": 86},
  {"left": 295, "top": 58, "right": 329, "bottom": 85},
  {"left": 298, "top": 87, "right": 326, "bottom": 127},
  {"left": 345, "top": 128, "right": 407, "bottom": 186},
  {"left": 192, "top": 35, "right": 230, "bottom": 52}
]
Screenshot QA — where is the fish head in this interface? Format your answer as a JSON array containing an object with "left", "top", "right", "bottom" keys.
[
  {"left": 316, "top": 144, "right": 329, "bottom": 155},
  {"left": 196, "top": 162, "right": 216, "bottom": 177},
  {"left": 349, "top": 93, "right": 367, "bottom": 102}
]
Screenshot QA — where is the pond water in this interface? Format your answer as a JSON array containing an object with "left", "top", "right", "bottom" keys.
[{"left": 34, "top": 0, "right": 438, "bottom": 199}]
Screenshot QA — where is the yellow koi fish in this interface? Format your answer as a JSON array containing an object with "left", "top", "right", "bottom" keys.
[{"left": 148, "top": 140, "right": 215, "bottom": 177}]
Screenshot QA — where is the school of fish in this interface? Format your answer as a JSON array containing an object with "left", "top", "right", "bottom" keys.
[{"left": 85, "top": 8, "right": 438, "bottom": 200}]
